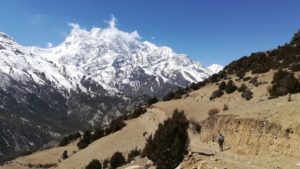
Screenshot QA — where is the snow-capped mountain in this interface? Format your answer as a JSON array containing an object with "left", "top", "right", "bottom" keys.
[
  {"left": 208, "top": 64, "right": 224, "bottom": 74},
  {"left": 27, "top": 19, "right": 211, "bottom": 96},
  {"left": 0, "top": 18, "right": 218, "bottom": 162}
]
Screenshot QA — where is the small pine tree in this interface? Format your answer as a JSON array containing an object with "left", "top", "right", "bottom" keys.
[
  {"left": 288, "top": 93, "right": 292, "bottom": 102},
  {"left": 85, "top": 159, "right": 102, "bottom": 169},
  {"left": 77, "top": 131, "right": 92, "bottom": 149},
  {"left": 62, "top": 150, "right": 68, "bottom": 160},
  {"left": 218, "top": 81, "right": 226, "bottom": 90},
  {"left": 92, "top": 128, "right": 104, "bottom": 141},
  {"left": 129, "top": 105, "right": 147, "bottom": 119},
  {"left": 147, "top": 97, "right": 158, "bottom": 106},
  {"left": 174, "top": 87, "right": 186, "bottom": 99},
  {"left": 162, "top": 91, "right": 175, "bottom": 101},
  {"left": 238, "top": 83, "right": 248, "bottom": 92},
  {"left": 209, "top": 89, "right": 224, "bottom": 100},
  {"left": 289, "top": 64, "right": 300, "bottom": 72},
  {"left": 241, "top": 90, "right": 253, "bottom": 100},
  {"left": 127, "top": 147, "right": 141, "bottom": 163},
  {"left": 110, "top": 152, "right": 126, "bottom": 169},
  {"left": 105, "top": 117, "right": 126, "bottom": 134},
  {"left": 269, "top": 70, "right": 300, "bottom": 97},
  {"left": 59, "top": 132, "right": 81, "bottom": 146},
  {"left": 143, "top": 109, "right": 189, "bottom": 169},
  {"left": 225, "top": 80, "right": 237, "bottom": 94},
  {"left": 223, "top": 104, "right": 228, "bottom": 111},
  {"left": 103, "top": 159, "right": 109, "bottom": 169},
  {"left": 290, "top": 29, "right": 300, "bottom": 44}
]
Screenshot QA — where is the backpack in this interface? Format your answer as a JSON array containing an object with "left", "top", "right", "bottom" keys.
[{"left": 218, "top": 135, "right": 224, "bottom": 143}]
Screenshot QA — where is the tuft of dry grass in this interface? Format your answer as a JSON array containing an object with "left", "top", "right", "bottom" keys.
[
  {"left": 190, "top": 120, "right": 201, "bottom": 133},
  {"left": 208, "top": 108, "right": 220, "bottom": 116},
  {"left": 223, "top": 104, "right": 228, "bottom": 111}
]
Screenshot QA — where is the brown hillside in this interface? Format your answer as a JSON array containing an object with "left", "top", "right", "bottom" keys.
[{"left": 1, "top": 70, "right": 300, "bottom": 169}]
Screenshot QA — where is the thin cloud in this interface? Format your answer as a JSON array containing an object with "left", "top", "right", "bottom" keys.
[
  {"left": 46, "top": 42, "right": 53, "bottom": 48},
  {"left": 104, "top": 15, "right": 117, "bottom": 28},
  {"left": 68, "top": 22, "right": 80, "bottom": 29},
  {"left": 30, "top": 14, "right": 44, "bottom": 25}
]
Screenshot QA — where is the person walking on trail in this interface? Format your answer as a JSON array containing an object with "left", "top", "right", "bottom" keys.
[{"left": 217, "top": 133, "right": 224, "bottom": 152}]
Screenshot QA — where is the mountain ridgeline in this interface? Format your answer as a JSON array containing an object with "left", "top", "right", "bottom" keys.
[{"left": 165, "top": 29, "right": 300, "bottom": 101}]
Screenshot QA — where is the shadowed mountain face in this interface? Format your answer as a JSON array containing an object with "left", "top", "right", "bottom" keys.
[{"left": 0, "top": 23, "right": 218, "bottom": 162}]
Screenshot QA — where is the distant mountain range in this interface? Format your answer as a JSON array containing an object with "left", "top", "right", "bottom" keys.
[{"left": 0, "top": 22, "right": 222, "bottom": 162}]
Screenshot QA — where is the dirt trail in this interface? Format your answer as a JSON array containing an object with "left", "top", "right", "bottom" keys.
[{"left": 187, "top": 132, "right": 300, "bottom": 169}]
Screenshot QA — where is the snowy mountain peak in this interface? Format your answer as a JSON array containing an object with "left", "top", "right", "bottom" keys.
[
  {"left": 208, "top": 64, "right": 224, "bottom": 74},
  {"left": 28, "top": 18, "right": 216, "bottom": 94},
  {"left": 0, "top": 32, "right": 15, "bottom": 45},
  {"left": 1, "top": 17, "right": 222, "bottom": 97},
  {"left": 0, "top": 32, "right": 11, "bottom": 39}
]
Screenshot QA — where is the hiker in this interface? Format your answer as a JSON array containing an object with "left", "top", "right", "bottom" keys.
[{"left": 217, "top": 133, "right": 224, "bottom": 152}]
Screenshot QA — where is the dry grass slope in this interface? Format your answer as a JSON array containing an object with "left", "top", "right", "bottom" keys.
[{"left": 1, "top": 71, "right": 300, "bottom": 169}]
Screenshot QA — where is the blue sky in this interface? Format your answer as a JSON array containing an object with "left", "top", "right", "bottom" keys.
[{"left": 0, "top": 0, "right": 300, "bottom": 66}]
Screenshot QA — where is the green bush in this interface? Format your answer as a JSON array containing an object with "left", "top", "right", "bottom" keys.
[
  {"left": 59, "top": 132, "right": 81, "bottom": 146},
  {"left": 289, "top": 64, "right": 300, "bottom": 72},
  {"left": 223, "top": 104, "right": 228, "bottom": 111},
  {"left": 92, "top": 128, "right": 104, "bottom": 141},
  {"left": 243, "top": 76, "right": 252, "bottom": 81},
  {"left": 110, "top": 152, "right": 126, "bottom": 169},
  {"left": 290, "top": 29, "right": 300, "bottom": 44},
  {"left": 77, "top": 116, "right": 127, "bottom": 149},
  {"left": 162, "top": 88, "right": 187, "bottom": 102},
  {"left": 241, "top": 90, "right": 253, "bottom": 100},
  {"left": 209, "top": 74, "right": 221, "bottom": 83},
  {"left": 143, "top": 109, "right": 189, "bottom": 169},
  {"left": 162, "top": 91, "right": 175, "bottom": 101},
  {"left": 128, "top": 105, "right": 147, "bottom": 119},
  {"left": 103, "top": 159, "right": 109, "bottom": 169},
  {"left": 127, "top": 147, "right": 141, "bottom": 163},
  {"left": 62, "top": 150, "right": 68, "bottom": 160},
  {"left": 218, "top": 81, "right": 226, "bottom": 90},
  {"left": 190, "top": 82, "right": 200, "bottom": 90},
  {"left": 174, "top": 93, "right": 183, "bottom": 100},
  {"left": 225, "top": 80, "right": 237, "bottom": 94},
  {"left": 147, "top": 97, "right": 158, "bottom": 106},
  {"left": 105, "top": 117, "right": 126, "bottom": 134},
  {"left": 269, "top": 70, "right": 300, "bottom": 97},
  {"left": 77, "top": 131, "right": 92, "bottom": 149},
  {"left": 85, "top": 159, "right": 102, "bottom": 169},
  {"left": 217, "top": 70, "right": 227, "bottom": 80},
  {"left": 238, "top": 83, "right": 248, "bottom": 92},
  {"left": 189, "top": 80, "right": 208, "bottom": 91},
  {"left": 208, "top": 108, "right": 220, "bottom": 116},
  {"left": 209, "top": 89, "right": 224, "bottom": 100},
  {"left": 175, "top": 87, "right": 186, "bottom": 97},
  {"left": 249, "top": 76, "right": 259, "bottom": 87},
  {"left": 236, "top": 71, "right": 245, "bottom": 79}
]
